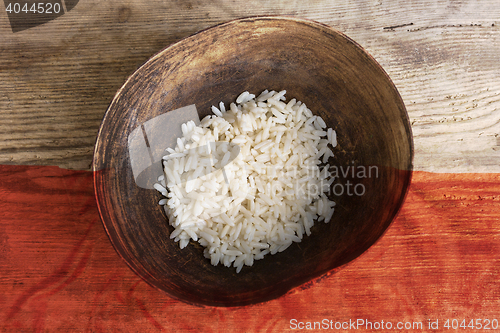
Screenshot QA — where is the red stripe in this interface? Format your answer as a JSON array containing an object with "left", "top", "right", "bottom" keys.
[{"left": 0, "top": 164, "right": 499, "bottom": 332}]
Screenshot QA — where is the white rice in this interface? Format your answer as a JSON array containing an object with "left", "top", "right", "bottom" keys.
[{"left": 156, "top": 90, "right": 337, "bottom": 273}]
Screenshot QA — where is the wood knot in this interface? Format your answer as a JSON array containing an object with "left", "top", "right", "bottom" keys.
[{"left": 117, "top": 6, "right": 132, "bottom": 23}]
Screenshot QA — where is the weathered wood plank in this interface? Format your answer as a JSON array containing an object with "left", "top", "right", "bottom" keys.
[{"left": 0, "top": 0, "right": 499, "bottom": 171}]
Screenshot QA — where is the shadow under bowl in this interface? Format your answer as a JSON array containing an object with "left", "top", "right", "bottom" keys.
[{"left": 93, "top": 16, "right": 413, "bottom": 307}]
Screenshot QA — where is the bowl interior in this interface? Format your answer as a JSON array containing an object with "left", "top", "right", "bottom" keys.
[{"left": 93, "top": 16, "right": 413, "bottom": 307}]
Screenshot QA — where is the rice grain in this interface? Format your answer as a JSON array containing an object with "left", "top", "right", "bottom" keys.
[{"left": 156, "top": 90, "right": 337, "bottom": 272}]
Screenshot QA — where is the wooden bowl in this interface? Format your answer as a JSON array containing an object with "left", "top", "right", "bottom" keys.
[{"left": 93, "top": 16, "right": 413, "bottom": 307}]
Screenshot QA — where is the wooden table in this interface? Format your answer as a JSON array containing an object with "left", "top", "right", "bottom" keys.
[{"left": 1, "top": 0, "right": 499, "bottom": 331}]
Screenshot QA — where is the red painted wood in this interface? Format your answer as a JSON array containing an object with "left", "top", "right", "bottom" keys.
[{"left": 1, "top": 165, "right": 499, "bottom": 332}]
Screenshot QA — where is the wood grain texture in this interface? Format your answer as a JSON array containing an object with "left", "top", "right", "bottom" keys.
[
  {"left": 1, "top": 165, "right": 499, "bottom": 331},
  {"left": 0, "top": 0, "right": 499, "bottom": 171}
]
